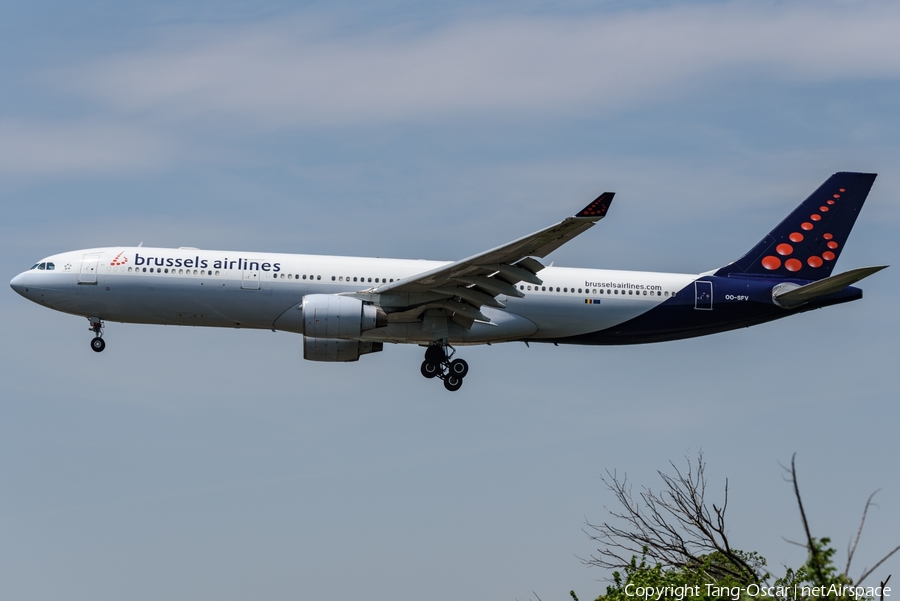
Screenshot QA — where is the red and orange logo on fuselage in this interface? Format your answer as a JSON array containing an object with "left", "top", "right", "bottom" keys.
[{"left": 110, "top": 251, "right": 129, "bottom": 266}]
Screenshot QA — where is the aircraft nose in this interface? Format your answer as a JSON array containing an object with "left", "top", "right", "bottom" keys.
[{"left": 10, "top": 272, "right": 28, "bottom": 296}]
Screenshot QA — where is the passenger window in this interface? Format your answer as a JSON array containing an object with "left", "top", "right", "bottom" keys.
[
  {"left": 331, "top": 276, "right": 336, "bottom": 281},
  {"left": 563, "top": 287, "right": 567, "bottom": 292},
  {"left": 556, "top": 287, "right": 560, "bottom": 292},
  {"left": 317, "top": 276, "right": 321, "bottom": 280},
  {"left": 578, "top": 288, "right": 582, "bottom": 293},
  {"left": 527, "top": 286, "right": 532, "bottom": 291}
]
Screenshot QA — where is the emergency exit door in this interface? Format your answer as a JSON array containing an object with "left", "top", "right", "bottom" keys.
[
  {"left": 694, "top": 281, "right": 713, "bottom": 310},
  {"left": 241, "top": 266, "right": 260, "bottom": 290},
  {"left": 79, "top": 255, "right": 99, "bottom": 284}
]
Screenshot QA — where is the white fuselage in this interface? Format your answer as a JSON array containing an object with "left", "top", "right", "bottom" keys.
[{"left": 12, "top": 247, "right": 697, "bottom": 345}]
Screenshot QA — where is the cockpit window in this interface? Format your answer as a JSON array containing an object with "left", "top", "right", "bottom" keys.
[
  {"left": 31, "top": 263, "right": 40, "bottom": 270},
  {"left": 37, "top": 263, "right": 46, "bottom": 270},
  {"left": 46, "top": 262, "right": 55, "bottom": 270}
]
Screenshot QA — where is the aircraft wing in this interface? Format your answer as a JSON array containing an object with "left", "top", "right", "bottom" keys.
[{"left": 362, "top": 192, "right": 614, "bottom": 325}]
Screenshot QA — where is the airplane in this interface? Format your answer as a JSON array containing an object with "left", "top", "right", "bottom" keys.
[{"left": 10, "top": 172, "right": 887, "bottom": 392}]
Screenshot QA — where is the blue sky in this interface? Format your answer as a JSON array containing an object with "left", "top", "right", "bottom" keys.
[{"left": 2, "top": 1, "right": 899, "bottom": 600}]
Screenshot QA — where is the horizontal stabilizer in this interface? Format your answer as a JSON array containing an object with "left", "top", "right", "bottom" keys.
[{"left": 773, "top": 265, "right": 888, "bottom": 308}]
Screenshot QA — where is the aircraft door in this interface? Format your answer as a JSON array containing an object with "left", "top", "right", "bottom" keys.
[
  {"left": 241, "top": 266, "right": 260, "bottom": 290},
  {"left": 79, "top": 255, "right": 99, "bottom": 284},
  {"left": 694, "top": 281, "right": 712, "bottom": 310}
]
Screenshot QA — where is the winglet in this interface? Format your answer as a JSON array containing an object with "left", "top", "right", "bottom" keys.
[{"left": 575, "top": 192, "right": 615, "bottom": 218}]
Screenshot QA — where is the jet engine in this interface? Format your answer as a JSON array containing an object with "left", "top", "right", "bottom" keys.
[
  {"left": 301, "top": 294, "right": 386, "bottom": 339},
  {"left": 298, "top": 294, "right": 387, "bottom": 362}
]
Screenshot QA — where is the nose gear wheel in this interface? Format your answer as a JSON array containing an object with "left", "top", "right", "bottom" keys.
[{"left": 88, "top": 317, "right": 106, "bottom": 352}]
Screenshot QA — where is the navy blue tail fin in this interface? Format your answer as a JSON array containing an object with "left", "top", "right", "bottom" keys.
[{"left": 715, "top": 172, "right": 876, "bottom": 280}]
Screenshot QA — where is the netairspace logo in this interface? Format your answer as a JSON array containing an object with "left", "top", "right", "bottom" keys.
[{"left": 623, "top": 583, "right": 891, "bottom": 600}]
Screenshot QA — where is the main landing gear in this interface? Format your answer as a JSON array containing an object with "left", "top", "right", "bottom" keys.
[
  {"left": 88, "top": 317, "right": 106, "bottom": 353},
  {"left": 420, "top": 342, "right": 469, "bottom": 392}
]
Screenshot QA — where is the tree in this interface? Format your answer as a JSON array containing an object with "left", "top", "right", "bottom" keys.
[{"left": 574, "top": 454, "right": 897, "bottom": 601}]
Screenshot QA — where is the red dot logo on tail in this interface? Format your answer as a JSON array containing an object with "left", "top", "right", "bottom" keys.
[{"left": 761, "top": 256, "right": 781, "bottom": 270}]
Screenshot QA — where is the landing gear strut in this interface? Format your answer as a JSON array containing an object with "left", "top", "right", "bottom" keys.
[
  {"left": 420, "top": 342, "right": 469, "bottom": 392},
  {"left": 88, "top": 317, "right": 106, "bottom": 353}
]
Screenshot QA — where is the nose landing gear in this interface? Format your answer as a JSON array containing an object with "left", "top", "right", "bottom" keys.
[
  {"left": 420, "top": 342, "right": 469, "bottom": 392},
  {"left": 88, "top": 317, "right": 106, "bottom": 352}
]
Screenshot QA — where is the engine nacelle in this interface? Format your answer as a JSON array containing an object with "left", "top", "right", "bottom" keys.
[
  {"left": 302, "top": 294, "right": 384, "bottom": 339},
  {"left": 303, "top": 338, "right": 383, "bottom": 362}
]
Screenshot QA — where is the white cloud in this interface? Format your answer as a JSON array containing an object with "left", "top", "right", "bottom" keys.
[
  {"left": 0, "top": 120, "right": 171, "bottom": 175},
  {"left": 67, "top": 2, "right": 900, "bottom": 127}
]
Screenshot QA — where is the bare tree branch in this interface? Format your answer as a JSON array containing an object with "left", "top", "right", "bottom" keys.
[
  {"left": 581, "top": 452, "right": 762, "bottom": 584},
  {"left": 858, "top": 545, "right": 900, "bottom": 586},
  {"left": 846, "top": 490, "right": 881, "bottom": 577},
  {"left": 784, "top": 453, "right": 826, "bottom": 585}
]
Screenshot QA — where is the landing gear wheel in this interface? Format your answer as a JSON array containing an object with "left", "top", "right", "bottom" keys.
[
  {"left": 443, "top": 375, "right": 463, "bottom": 392},
  {"left": 420, "top": 360, "right": 440, "bottom": 379},
  {"left": 90, "top": 337, "right": 106, "bottom": 353},
  {"left": 448, "top": 358, "right": 469, "bottom": 379}
]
